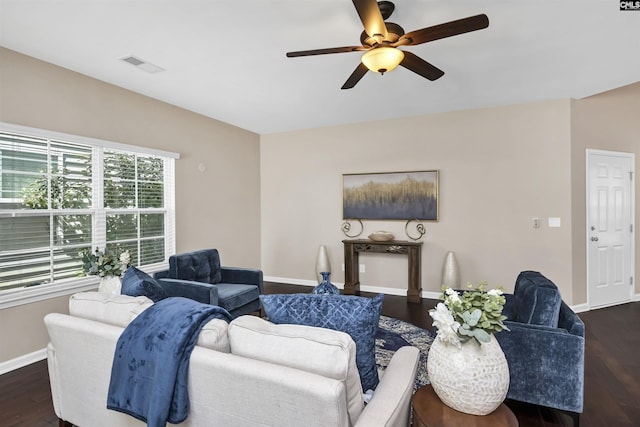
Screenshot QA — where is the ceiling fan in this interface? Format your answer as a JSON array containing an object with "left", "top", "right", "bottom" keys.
[{"left": 286, "top": 0, "right": 489, "bottom": 89}]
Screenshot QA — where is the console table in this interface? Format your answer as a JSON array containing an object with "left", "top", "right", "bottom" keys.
[{"left": 342, "top": 239, "right": 423, "bottom": 302}]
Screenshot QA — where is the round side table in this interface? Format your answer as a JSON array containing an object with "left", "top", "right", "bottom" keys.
[{"left": 412, "top": 385, "right": 518, "bottom": 427}]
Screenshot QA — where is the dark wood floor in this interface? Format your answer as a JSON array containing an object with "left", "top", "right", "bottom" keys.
[{"left": 1, "top": 282, "right": 638, "bottom": 427}]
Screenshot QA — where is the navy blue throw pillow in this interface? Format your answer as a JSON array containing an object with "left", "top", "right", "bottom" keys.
[
  {"left": 122, "top": 266, "right": 168, "bottom": 303},
  {"left": 514, "top": 271, "right": 562, "bottom": 327},
  {"left": 260, "top": 293, "right": 384, "bottom": 391}
]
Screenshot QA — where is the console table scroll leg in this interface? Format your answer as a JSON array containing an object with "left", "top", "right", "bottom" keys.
[{"left": 407, "top": 246, "right": 422, "bottom": 303}]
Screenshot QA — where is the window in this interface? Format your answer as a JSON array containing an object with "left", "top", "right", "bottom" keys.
[{"left": 0, "top": 123, "right": 178, "bottom": 306}]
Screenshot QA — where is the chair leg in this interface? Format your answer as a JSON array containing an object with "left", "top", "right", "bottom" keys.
[
  {"left": 570, "top": 411, "right": 580, "bottom": 427},
  {"left": 561, "top": 410, "right": 580, "bottom": 427}
]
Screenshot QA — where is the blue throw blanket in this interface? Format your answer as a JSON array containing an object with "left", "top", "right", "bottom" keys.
[{"left": 107, "top": 297, "right": 232, "bottom": 427}]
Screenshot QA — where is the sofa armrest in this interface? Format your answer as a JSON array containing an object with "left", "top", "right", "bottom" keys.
[
  {"left": 221, "top": 267, "right": 263, "bottom": 294},
  {"left": 156, "top": 278, "right": 219, "bottom": 306},
  {"left": 559, "top": 301, "right": 585, "bottom": 336},
  {"left": 496, "top": 321, "right": 584, "bottom": 413},
  {"left": 153, "top": 269, "right": 170, "bottom": 280},
  {"left": 355, "top": 346, "right": 419, "bottom": 427}
]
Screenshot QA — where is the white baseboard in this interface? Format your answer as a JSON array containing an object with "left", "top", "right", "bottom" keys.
[
  {"left": 0, "top": 348, "right": 47, "bottom": 376},
  {"left": 264, "top": 276, "right": 441, "bottom": 300},
  {"left": 265, "top": 276, "right": 329, "bottom": 288},
  {"left": 573, "top": 292, "right": 640, "bottom": 312},
  {"left": 570, "top": 303, "right": 590, "bottom": 313}
]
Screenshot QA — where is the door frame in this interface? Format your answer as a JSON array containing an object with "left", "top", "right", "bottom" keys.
[{"left": 586, "top": 149, "right": 636, "bottom": 309}]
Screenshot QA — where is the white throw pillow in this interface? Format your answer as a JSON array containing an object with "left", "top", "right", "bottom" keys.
[
  {"left": 69, "top": 291, "right": 153, "bottom": 328},
  {"left": 228, "top": 315, "right": 363, "bottom": 424}
]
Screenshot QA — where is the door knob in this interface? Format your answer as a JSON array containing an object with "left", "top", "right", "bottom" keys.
[{"left": 591, "top": 236, "right": 599, "bottom": 242}]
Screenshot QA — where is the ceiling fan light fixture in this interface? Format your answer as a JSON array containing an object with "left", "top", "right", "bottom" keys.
[{"left": 361, "top": 47, "right": 404, "bottom": 74}]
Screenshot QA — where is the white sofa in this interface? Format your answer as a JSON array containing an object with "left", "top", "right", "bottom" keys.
[{"left": 45, "top": 292, "right": 420, "bottom": 427}]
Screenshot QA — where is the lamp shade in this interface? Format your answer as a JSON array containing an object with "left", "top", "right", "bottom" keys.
[{"left": 361, "top": 47, "right": 404, "bottom": 74}]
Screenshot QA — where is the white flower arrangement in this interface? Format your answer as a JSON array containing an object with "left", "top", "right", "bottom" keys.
[
  {"left": 429, "top": 281, "right": 509, "bottom": 347},
  {"left": 80, "top": 247, "right": 131, "bottom": 278}
]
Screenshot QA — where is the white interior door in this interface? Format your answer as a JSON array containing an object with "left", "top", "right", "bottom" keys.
[{"left": 587, "top": 150, "right": 635, "bottom": 308}]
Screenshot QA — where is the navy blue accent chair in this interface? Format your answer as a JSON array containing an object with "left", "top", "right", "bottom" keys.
[
  {"left": 153, "top": 249, "right": 263, "bottom": 319},
  {"left": 496, "top": 271, "right": 584, "bottom": 427}
]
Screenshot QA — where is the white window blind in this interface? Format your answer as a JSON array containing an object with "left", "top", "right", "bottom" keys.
[{"left": 0, "top": 122, "right": 178, "bottom": 306}]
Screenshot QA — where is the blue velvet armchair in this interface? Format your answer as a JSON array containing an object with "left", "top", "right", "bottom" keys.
[
  {"left": 153, "top": 249, "right": 263, "bottom": 318},
  {"left": 495, "top": 271, "right": 584, "bottom": 426}
]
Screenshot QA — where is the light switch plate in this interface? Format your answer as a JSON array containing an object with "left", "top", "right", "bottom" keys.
[{"left": 548, "top": 217, "right": 561, "bottom": 228}]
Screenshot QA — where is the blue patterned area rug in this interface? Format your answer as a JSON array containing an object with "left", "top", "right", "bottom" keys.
[{"left": 375, "top": 315, "right": 433, "bottom": 389}]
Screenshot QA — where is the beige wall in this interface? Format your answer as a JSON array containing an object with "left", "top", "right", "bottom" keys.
[
  {"left": 1, "top": 45, "right": 637, "bottom": 367},
  {"left": 0, "top": 47, "right": 261, "bottom": 363},
  {"left": 261, "top": 100, "right": 575, "bottom": 300},
  {"left": 571, "top": 82, "right": 640, "bottom": 303},
  {"left": 1, "top": 296, "right": 69, "bottom": 359}
]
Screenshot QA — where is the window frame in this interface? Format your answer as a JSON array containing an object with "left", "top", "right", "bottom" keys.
[{"left": 0, "top": 122, "right": 179, "bottom": 309}]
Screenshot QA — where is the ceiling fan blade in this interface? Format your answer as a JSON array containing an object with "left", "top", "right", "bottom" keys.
[
  {"left": 341, "top": 62, "right": 369, "bottom": 89},
  {"left": 400, "top": 51, "right": 444, "bottom": 81},
  {"left": 396, "top": 14, "right": 489, "bottom": 46},
  {"left": 287, "top": 46, "right": 367, "bottom": 57},
  {"left": 352, "top": 0, "right": 388, "bottom": 40}
]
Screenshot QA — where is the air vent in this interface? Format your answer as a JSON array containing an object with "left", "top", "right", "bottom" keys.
[
  {"left": 120, "top": 55, "right": 165, "bottom": 74},
  {"left": 121, "top": 56, "right": 145, "bottom": 66}
]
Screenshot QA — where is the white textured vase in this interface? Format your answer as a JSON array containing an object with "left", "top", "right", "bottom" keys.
[
  {"left": 98, "top": 276, "right": 122, "bottom": 295},
  {"left": 315, "top": 245, "right": 331, "bottom": 284},
  {"left": 427, "top": 335, "right": 509, "bottom": 415},
  {"left": 441, "top": 251, "right": 460, "bottom": 288}
]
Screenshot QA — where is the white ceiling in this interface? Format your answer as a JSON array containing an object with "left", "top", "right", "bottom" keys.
[{"left": 1, "top": 0, "right": 639, "bottom": 134}]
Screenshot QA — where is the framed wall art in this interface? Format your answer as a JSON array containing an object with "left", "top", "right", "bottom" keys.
[{"left": 342, "top": 170, "right": 439, "bottom": 221}]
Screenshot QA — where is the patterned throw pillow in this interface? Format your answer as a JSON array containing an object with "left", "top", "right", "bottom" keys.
[
  {"left": 121, "top": 266, "right": 168, "bottom": 303},
  {"left": 260, "top": 293, "right": 384, "bottom": 391}
]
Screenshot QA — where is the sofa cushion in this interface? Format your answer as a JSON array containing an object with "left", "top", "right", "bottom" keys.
[
  {"left": 121, "top": 266, "right": 168, "bottom": 302},
  {"left": 170, "top": 249, "right": 222, "bottom": 284},
  {"left": 216, "top": 283, "right": 260, "bottom": 312},
  {"left": 514, "top": 271, "right": 562, "bottom": 327},
  {"left": 260, "top": 293, "right": 384, "bottom": 392},
  {"left": 228, "top": 315, "right": 363, "bottom": 425},
  {"left": 69, "top": 291, "right": 154, "bottom": 328}
]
